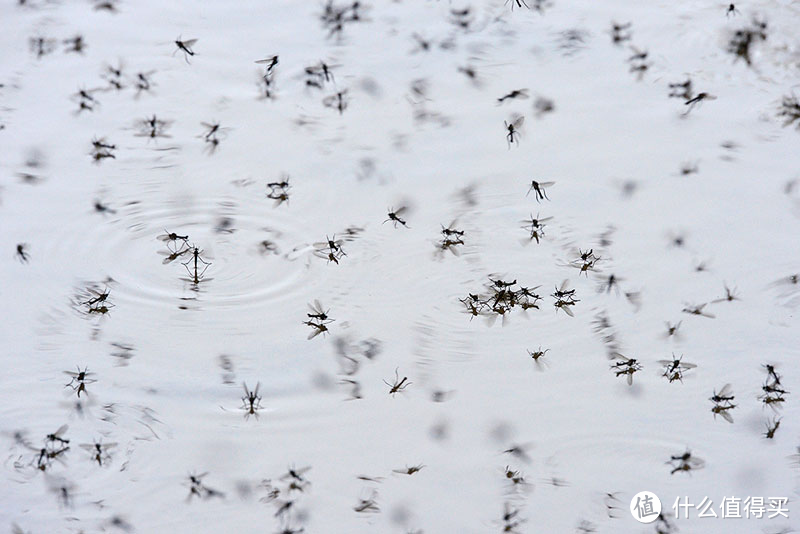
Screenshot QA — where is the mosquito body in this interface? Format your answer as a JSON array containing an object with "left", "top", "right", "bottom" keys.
[
  {"left": 497, "top": 89, "right": 528, "bottom": 104},
  {"left": 46, "top": 425, "right": 70, "bottom": 446},
  {"left": 174, "top": 36, "right": 197, "bottom": 63},
  {"left": 16, "top": 243, "right": 29, "bottom": 263},
  {"left": 682, "top": 303, "right": 715, "bottom": 318},
  {"left": 255, "top": 55, "right": 279, "bottom": 77},
  {"left": 526, "top": 180, "right": 553, "bottom": 201},
  {"left": 182, "top": 246, "right": 211, "bottom": 284},
  {"left": 384, "top": 206, "right": 409, "bottom": 228},
  {"left": 393, "top": 464, "right": 424, "bottom": 475},
  {"left": 504, "top": 116, "right": 524, "bottom": 148},
  {"left": 384, "top": 368, "right": 411, "bottom": 396},
  {"left": 64, "top": 366, "right": 96, "bottom": 397}
]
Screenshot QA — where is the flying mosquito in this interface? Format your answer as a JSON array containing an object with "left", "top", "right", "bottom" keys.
[
  {"left": 255, "top": 55, "right": 279, "bottom": 77},
  {"left": 384, "top": 368, "right": 411, "bottom": 396},
  {"left": 497, "top": 89, "right": 528, "bottom": 104},
  {"left": 16, "top": 243, "right": 29, "bottom": 263},
  {"left": 393, "top": 464, "right": 424, "bottom": 475},
  {"left": 80, "top": 440, "right": 117, "bottom": 466},
  {"left": 683, "top": 92, "right": 716, "bottom": 115},
  {"left": 384, "top": 206, "right": 409, "bottom": 228},
  {"left": 712, "top": 283, "right": 740, "bottom": 303},
  {"left": 610, "top": 22, "right": 632, "bottom": 44},
  {"left": 711, "top": 402, "right": 736, "bottom": 423},
  {"left": 323, "top": 89, "right": 348, "bottom": 114},
  {"left": 668, "top": 450, "right": 704, "bottom": 474},
  {"left": 241, "top": 382, "right": 263, "bottom": 419},
  {"left": 174, "top": 36, "right": 197, "bottom": 63},
  {"left": 682, "top": 303, "right": 715, "bottom": 318},
  {"left": 526, "top": 180, "right": 553, "bottom": 202},
  {"left": 504, "top": 116, "right": 524, "bottom": 148}
]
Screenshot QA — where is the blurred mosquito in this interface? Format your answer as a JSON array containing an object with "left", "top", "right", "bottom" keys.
[
  {"left": 764, "top": 417, "right": 781, "bottom": 439},
  {"left": 186, "top": 472, "right": 224, "bottom": 500},
  {"left": 393, "top": 464, "right": 424, "bottom": 475},
  {"left": 627, "top": 46, "right": 650, "bottom": 79},
  {"left": 521, "top": 213, "right": 552, "bottom": 243},
  {"left": 102, "top": 62, "right": 125, "bottom": 90},
  {"left": 267, "top": 176, "right": 291, "bottom": 206},
  {"left": 659, "top": 354, "right": 696, "bottom": 383},
  {"left": 241, "top": 382, "right": 263, "bottom": 419},
  {"left": 778, "top": 95, "right": 800, "bottom": 129},
  {"left": 29, "top": 36, "right": 56, "bottom": 59},
  {"left": 682, "top": 303, "right": 715, "bottom": 318},
  {"left": 64, "top": 366, "right": 96, "bottom": 397},
  {"left": 385, "top": 206, "right": 409, "bottom": 228},
  {"left": 711, "top": 283, "right": 740, "bottom": 303},
  {"left": 353, "top": 491, "right": 379, "bottom": 513},
  {"left": 63, "top": 35, "right": 85, "bottom": 54},
  {"left": 668, "top": 450, "right": 704, "bottom": 474},
  {"left": 504, "top": 116, "right": 524, "bottom": 148},
  {"left": 80, "top": 440, "right": 116, "bottom": 466},
  {"left": 46, "top": 425, "right": 70, "bottom": 446},
  {"left": 726, "top": 3, "right": 739, "bottom": 16},
  {"left": 610, "top": 22, "right": 632, "bottom": 45},
  {"left": 384, "top": 368, "right": 411, "bottom": 396},
  {"left": 158, "top": 229, "right": 189, "bottom": 245},
  {"left": 669, "top": 78, "right": 693, "bottom": 100},
  {"left": 16, "top": 243, "right": 29, "bottom": 263},
  {"left": 174, "top": 36, "right": 197, "bottom": 63},
  {"left": 305, "top": 61, "right": 337, "bottom": 87},
  {"left": 503, "top": 465, "right": 525, "bottom": 486},
  {"left": 255, "top": 55, "right": 279, "bottom": 77},
  {"left": 72, "top": 87, "right": 99, "bottom": 113},
  {"left": 305, "top": 318, "right": 332, "bottom": 340},
  {"left": 497, "top": 89, "right": 528, "bottom": 104},
  {"left": 683, "top": 92, "right": 716, "bottom": 115},
  {"left": 134, "top": 71, "right": 155, "bottom": 96},
  {"left": 323, "top": 90, "right": 348, "bottom": 114},
  {"left": 136, "top": 114, "right": 171, "bottom": 139}
]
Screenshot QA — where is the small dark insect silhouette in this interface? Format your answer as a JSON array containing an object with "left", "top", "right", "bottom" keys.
[
  {"left": 80, "top": 440, "right": 117, "bottom": 466},
  {"left": 726, "top": 3, "right": 739, "bottom": 17},
  {"left": 778, "top": 95, "right": 800, "bottom": 129},
  {"left": 353, "top": 491, "right": 379, "bottom": 513},
  {"left": 526, "top": 180, "right": 553, "bottom": 202},
  {"left": 136, "top": 114, "right": 171, "bottom": 139},
  {"left": 528, "top": 347, "right": 549, "bottom": 370},
  {"left": 174, "top": 36, "right": 198, "bottom": 63},
  {"left": 186, "top": 472, "right": 224, "bottom": 500},
  {"left": 307, "top": 300, "right": 332, "bottom": 322},
  {"left": 727, "top": 19, "right": 767, "bottom": 66},
  {"left": 158, "top": 229, "right": 189, "bottom": 245},
  {"left": 610, "top": 22, "right": 632, "bottom": 45},
  {"left": 610, "top": 356, "right": 642, "bottom": 385},
  {"left": 46, "top": 425, "right": 70, "bottom": 446},
  {"left": 712, "top": 283, "right": 740, "bottom": 303},
  {"left": 305, "top": 61, "right": 337, "bottom": 87},
  {"left": 682, "top": 303, "right": 715, "bottom": 318},
  {"left": 384, "top": 206, "right": 409, "bottom": 228},
  {"left": 323, "top": 90, "right": 348, "bottom": 114},
  {"left": 521, "top": 212, "right": 552, "bottom": 244},
  {"left": 384, "top": 368, "right": 411, "bottom": 396},
  {"left": 267, "top": 176, "right": 291, "bottom": 206},
  {"left": 710, "top": 383, "right": 735, "bottom": 404},
  {"left": 498, "top": 89, "right": 528, "bottom": 104},
  {"left": 63, "top": 35, "right": 85, "bottom": 54},
  {"left": 393, "top": 464, "right": 424, "bottom": 475},
  {"left": 627, "top": 46, "right": 650, "bottom": 78},
  {"left": 182, "top": 246, "right": 211, "bottom": 284},
  {"left": 16, "top": 243, "right": 29, "bottom": 263},
  {"left": 94, "top": 200, "right": 117, "bottom": 215},
  {"left": 668, "top": 449, "right": 704, "bottom": 475},
  {"left": 505, "top": 0, "right": 530, "bottom": 10},
  {"left": 683, "top": 92, "right": 716, "bottom": 115},
  {"left": 255, "top": 55, "right": 279, "bottom": 77},
  {"left": 504, "top": 116, "right": 524, "bottom": 148},
  {"left": 64, "top": 366, "right": 97, "bottom": 397},
  {"left": 134, "top": 71, "right": 155, "bottom": 96},
  {"left": 305, "top": 318, "right": 332, "bottom": 340},
  {"left": 669, "top": 78, "right": 693, "bottom": 100},
  {"left": 764, "top": 416, "right": 781, "bottom": 439},
  {"left": 504, "top": 465, "right": 526, "bottom": 486},
  {"left": 241, "top": 382, "right": 263, "bottom": 419}
]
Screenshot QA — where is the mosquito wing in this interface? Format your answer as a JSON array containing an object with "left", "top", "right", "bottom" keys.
[
  {"left": 182, "top": 39, "right": 198, "bottom": 47},
  {"left": 717, "top": 383, "right": 733, "bottom": 397},
  {"left": 626, "top": 372, "right": 633, "bottom": 386},
  {"left": 51, "top": 424, "right": 69, "bottom": 438},
  {"left": 511, "top": 115, "right": 525, "bottom": 128},
  {"left": 680, "top": 362, "right": 697, "bottom": 369},
  {"left": 717, "top": 409, "right": 734, "bottom": 423}
]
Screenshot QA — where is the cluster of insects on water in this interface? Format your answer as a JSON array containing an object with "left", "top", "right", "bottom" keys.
[
  {"left": 759, "top": 364, "right": 789, "bottom": 409},
  {"left": 64, "top": 366, "right": 96, "bottom": 398},
  {"left": 460, "top": 277, "right": 543, "bottom": 325},
  {"left": 156, "top": 230, "right": 212, "bottom": 287},
  {"left": 260, "top": 465, "right": 312, "bottom": 532},
  {"left": 727, "top": 18, "right": 767, "bottom": 66},
  {"left": 185, "top": 471, "right": 225, "bottom": 501},
  {"left": 135, "top": 114, "right": 172, "bottom": 139}
]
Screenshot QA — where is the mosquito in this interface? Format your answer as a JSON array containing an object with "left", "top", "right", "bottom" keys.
[
  {"left": 241, "top": 382, "right": 263, "bottom": 419},
  {"left": 763, "top": 364, "right": 782, "bottom": 385},
  {"left": 323, "top": 89, "right": 348, "bottom": 114},
  {"left": 505, "top": 0, "right": 530, "bottom": 10},
  {"left": 46, "top": 425, "right": 70, "bottom": 446},
  {"left": 668, "top": 450, "right": 704, "bottom": 474},
  {"left": 94, "top": 200, "right": 117, "bottom": 215},
  {"left": 521, "top": 213, "right": 552, "bottom": 243},
  {"left": 384, "top": 206, "right": 409, "bottom": 228},
  {"left": 526, "top": 180, "right": 553, "bottom": 201},
  {"left": 186, "top": 472, "right": 224, "bottom": 500},
  {"left": 305, "top": 319, "right": 331, "bottom": 340},
  {"left": 682, "top": 303, "right": 715, "bottom": 318},
  {"left": 255, "top": 55, "right": 279, "bottom": 77},
  {"left": 764, "top": 417, "right": 781, "bottom": 439},
  {"left": 174, "top": 36, "right": 197, "bottom": 63},
  {"left": 610, "top": 22, "right": 632, "bottom": 45},
  {"left": 81, "top": 286, "right": 110, "bottom": 306},
  {"left": 64, "top": 366, "right": 96, "bottom": 397},
  {"left": 497, "top": 89, "right": 528, "bottom": 104},
  {"left": 504, "top": 466, "right": 525, "bottom": 485},
  {"left": 683, "top": 92, "right": 716, "bottom": 115},
  {"left": 182, "top": 246, "right": 211, "bottom": 284},
  {"left": 711, "top": 403, "right": 736, "bottom": 423},
  {"left": 528, "top": 347, "right": 549, "bottom": 370},
  {"left": 504, "top": 116, "right": 524, "bottom": 148},
  {"left": 393, "top": 464, "right": 424, "bottom": 475},
  {"left": 659, "top": 354, "right": 696, "bottom": 382},
  {"left": 669, "top": 78, "right": 693, "bottom": 100},
  {"left": 710, "top": 383, "right": 735, "bottom": 404},
  {"left": 134, "top": 71, "right": 155, "bottom": 96},
  {"left": 726, "top": 3, "right": 739, "bottom": 17},
  {"left": 80, "top": 440, "right": 117, "bottom": 466},
  {"left": 384, "top": 368, "right": 411, "bottom": 396},
  {"left": 712, "top": 283, "right": 740, "bottom": 303},
  {"left": 158, "top": 229, "right": 189, "bottom": 244},
  {"left": 16, "top": 243, "right": 29, "bottom": 263},
  {"left": 307, "top": 300, "right": 332, "bottom": 322},
  {"left": 353, "top": 491, "right": 380, "bottom": 513}
]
